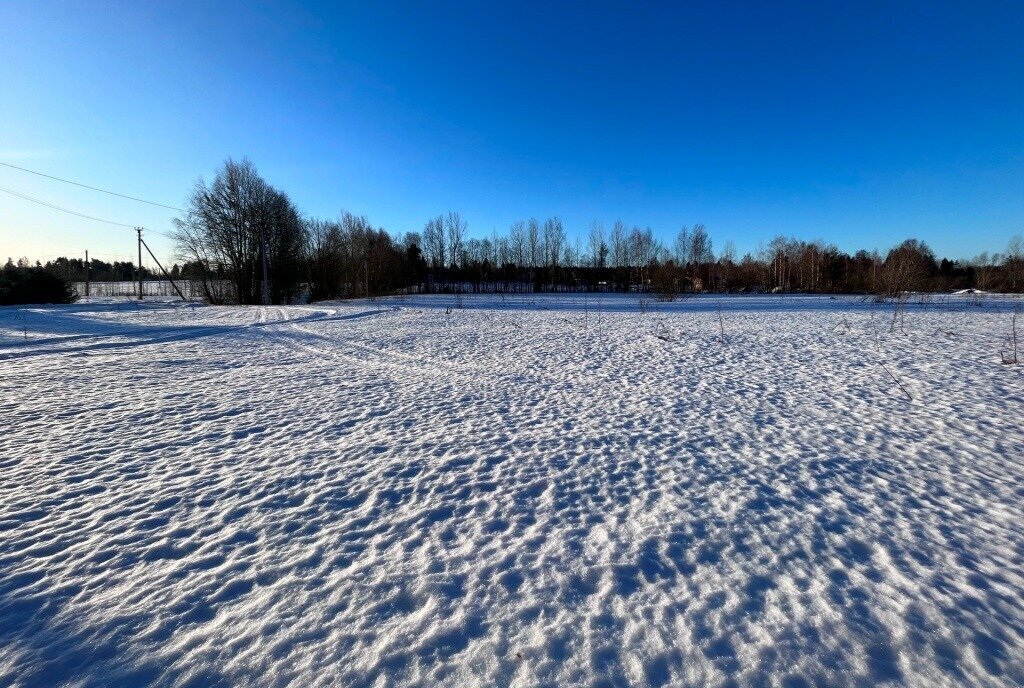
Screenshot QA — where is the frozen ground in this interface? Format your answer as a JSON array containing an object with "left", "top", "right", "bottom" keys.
[{"left": 1, "top": 293, "right": 1022, "bottom": 687}]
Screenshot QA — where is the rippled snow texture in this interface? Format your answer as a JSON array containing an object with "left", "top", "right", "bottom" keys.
[{"left": 1, "top": 294, "right": 1023, "bottom": 687}]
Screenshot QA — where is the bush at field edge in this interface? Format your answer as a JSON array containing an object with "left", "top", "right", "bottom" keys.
[{"left": 0, "top": 266, "right": 79, "bottom": 305}]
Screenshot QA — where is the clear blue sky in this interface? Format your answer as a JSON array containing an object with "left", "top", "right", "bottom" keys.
[{"left": 2, "top": 0, "right": 1022, "bottom": 266}]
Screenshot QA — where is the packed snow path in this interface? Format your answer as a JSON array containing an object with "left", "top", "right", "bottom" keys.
[{"left": 1, "top": 295, "right": 1022, "bottom": 687}]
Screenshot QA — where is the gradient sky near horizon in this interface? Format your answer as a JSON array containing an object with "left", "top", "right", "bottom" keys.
[{"left": 2, "top": 1, "right": 1022, "bottom": 266}]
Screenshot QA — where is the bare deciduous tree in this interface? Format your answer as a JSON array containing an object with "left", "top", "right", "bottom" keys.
[
  {"left": 423, "top": 216, "right": 446, "bottom": 272},
  {"left": 543, "top": 217, "right": 566, "bottom": 284},
  {"left": 588, "top": 221, "right": 606, "bottom": 269},
  {"left": 445, "top": 211, "right": 467, "bottom": 269},
  {"left": 172, "top": 158, "right": 305, "bottom": 304},
  {"left": 882, "top": 239, "right": 936, "bottom": 296},
  {"left": 1005, "top": 235, "right": 1023, "bottom": 292}
]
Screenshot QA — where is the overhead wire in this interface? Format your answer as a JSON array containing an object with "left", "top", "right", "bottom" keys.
[
  {"left": 0, "top": 160, "right": 184, "bottom": 212},
  {"left": 0, "top": 184, "right": 135, "bottom": 228},
  {"left": 1, "top": 183, "right": 179, "bottom": 268},
  {"left": 0, "top": 164, "right": 182, "bottom": 268}
]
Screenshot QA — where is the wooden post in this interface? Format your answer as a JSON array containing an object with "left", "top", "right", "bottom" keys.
[{"left": 136, "top": 227, "right": 143, "bottom": 300}]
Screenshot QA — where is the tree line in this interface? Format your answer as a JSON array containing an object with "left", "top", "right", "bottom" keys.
[
  {"left": 8, "top": 256, "right": 155, "bottom": 283},
  {"left": 172, "top": 158, "right": 1022, "bottom": 303},
  {"left": 410, "top": 225, "right": 1023, "bottom": 298},
  {"left": 14, "top": 158, "right": 1022, "bottom": 304}
]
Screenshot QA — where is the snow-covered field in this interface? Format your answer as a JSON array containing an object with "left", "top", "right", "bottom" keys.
[{"left": 1, "top": 294, "right": 1022, "bottom": 687}]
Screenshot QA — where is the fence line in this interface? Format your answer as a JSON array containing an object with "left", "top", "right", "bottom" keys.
[{"left": 72, "top": 280, "right": 214, "bottom": 299}]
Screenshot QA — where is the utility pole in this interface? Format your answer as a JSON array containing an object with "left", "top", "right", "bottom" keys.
[
  {"left": 140, "top": 236, "right": 186, "bottom": 300},
  {"left": 260, "top": 233, "right": 270, "bottom": 306},
  {"left": 85, "top": 250, "right": 90, "bottom": 298},
  {"left": 136, "top": 227, "right": 143, "bottom": 300}
]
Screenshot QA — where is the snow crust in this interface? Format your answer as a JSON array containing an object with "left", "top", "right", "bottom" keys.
[{"left": 1, "top": 294, "right": 1022, "bottom": 687}]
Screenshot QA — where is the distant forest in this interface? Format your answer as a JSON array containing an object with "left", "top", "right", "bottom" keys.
[{"left": 14, "top": 158, "right": 1023, "bottom": 304}]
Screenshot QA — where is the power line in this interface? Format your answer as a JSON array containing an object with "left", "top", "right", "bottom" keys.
[
  {"left": 0, "top": 184, "right": 135, "bottom": 227},
  {"left": 0, "top": 161, "right": 185, "bottom": 212}
]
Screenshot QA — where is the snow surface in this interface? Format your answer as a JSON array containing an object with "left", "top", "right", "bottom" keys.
[{"left": 1, "top": 294, "right": 1023, "bottom": 687}]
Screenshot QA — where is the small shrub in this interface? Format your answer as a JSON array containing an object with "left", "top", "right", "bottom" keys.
[
  {"left": 1001, "top": 305, "right": 1020, "bottom": 365},
  {"left": 0, "top": 267, "right": 79, "bottom": 305}
]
